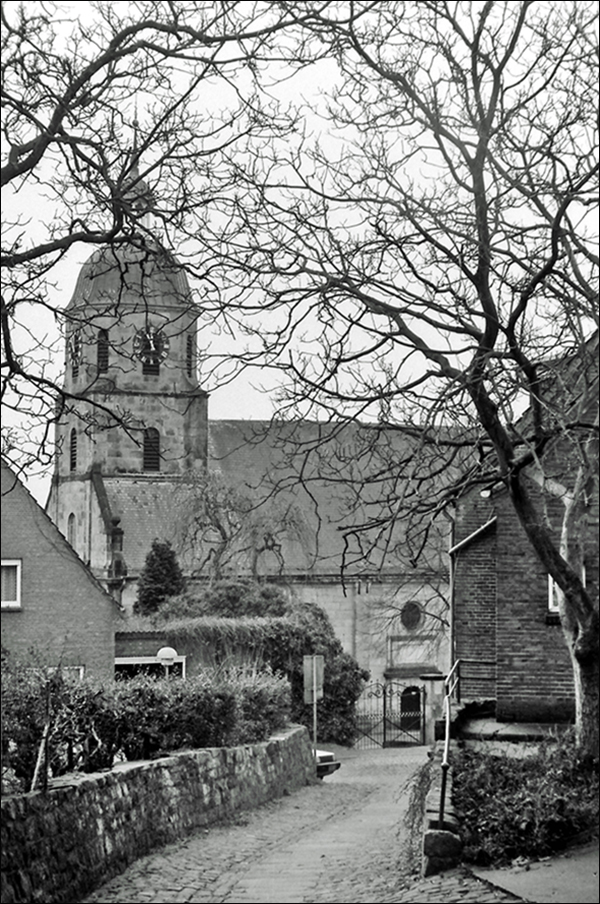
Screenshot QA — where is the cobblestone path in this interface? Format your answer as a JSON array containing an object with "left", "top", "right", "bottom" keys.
[{"left": 79, "top": 745, "right": 526, "bottom": 904}]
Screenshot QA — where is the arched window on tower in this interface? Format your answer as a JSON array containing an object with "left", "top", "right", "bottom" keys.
[
  {"left": 97, "top": 329, "right": 109, "bottom": 372},
  {"left": 67, "top": 513, "right": 76, "bottom": 549},
  {"left": 69, "top": 429, "right": 78, "bottom": 472},
  {"left": 143, "top": 428, "right": 160, "bottom": 471},
  {"left": 186, "top": 333, "right": 194, "bottom": 378},
  {"left": 69, "top": 331, "right": 81, "bottom": 381}
]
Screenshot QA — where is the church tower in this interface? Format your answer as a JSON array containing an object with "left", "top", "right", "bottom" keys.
[{"left": 47, "top": 228, "right": 208, "bottom": 609}]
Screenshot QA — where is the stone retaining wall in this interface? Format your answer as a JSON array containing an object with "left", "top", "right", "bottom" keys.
[
  {"left": 421, "top": 745, "right": 463, "bottom": 877},
  {"left": 1, "top": 724, "right": 316, "bottom": 904}
]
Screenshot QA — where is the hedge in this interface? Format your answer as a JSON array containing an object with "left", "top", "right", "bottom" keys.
[
  {"left": 159, "top": 606, "right": 369, "bottom": 745},
  {"left": 1, "top": 658, "right": 290, "bottom": 793}
]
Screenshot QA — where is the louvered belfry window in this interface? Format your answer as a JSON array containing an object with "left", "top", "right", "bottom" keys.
[
  {"left": 186, "top": 333, "right": 194, "bottom": 377},
  {"left": 97, "top": 329, "right": 109, "bottom": 372},
  {"left": 143, "top": 358, "right": 160, "bottom": 376},
  {"left": 143, "top": 428, "right": 160, "bottom": 471},
  {"left": 69, "top": 429, "right": 78, "bottom": 472}
]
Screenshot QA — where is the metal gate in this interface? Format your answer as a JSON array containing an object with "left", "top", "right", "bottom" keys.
[{"left": 354, "top": 681, "right": 424, "bottom": 748}]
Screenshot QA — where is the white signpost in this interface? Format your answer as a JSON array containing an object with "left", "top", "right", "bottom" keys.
[{"left": 303, "top": 654, "right": 324, "bottom": 758}]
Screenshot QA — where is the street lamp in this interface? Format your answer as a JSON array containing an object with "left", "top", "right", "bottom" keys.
[{"left": 156, "top": 646, "right": 178, "bottom": 679}]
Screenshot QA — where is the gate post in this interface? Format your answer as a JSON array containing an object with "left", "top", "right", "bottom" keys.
[
  {"left": 382, "top": 682, "right": 387, "bottom": 747},
  {"left": 420, "top": 673, "right": 445, "bottom": 746}
]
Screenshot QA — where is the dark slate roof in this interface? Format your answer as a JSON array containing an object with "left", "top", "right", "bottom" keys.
[
  {"left": 103, "top": 419, "right": 450, "bottom": 579},
  {"left": 68, "top": 238, "right": 194, "bottom": 313},
  {"left": 102, "top": 475, "right": 187, "bottom": 574},
  {"left": 206, "top": 419, "right": 448, "bottom": 579}
]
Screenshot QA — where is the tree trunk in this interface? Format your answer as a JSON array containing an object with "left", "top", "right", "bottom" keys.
[
  {"left": 565, "top": 632, "right": 600, "bottom": 759},
  {"left": 508, "top": 474, "right": 599, "bottom": 759},
  {"left": 468, "top": 376, "right": 599, "bottom": 757}
]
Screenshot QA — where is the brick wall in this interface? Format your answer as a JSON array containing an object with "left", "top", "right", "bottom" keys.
[
  {"left": 495, "top": 494, "right": 575, "bottom": 722},
  {"left": 1, "top": 725, "right": 315, "bottom": 904},
  {"left": 452, "top": 518, "right": 497, "bottom": 702},
  {"left": 1, "top": 462, "right": 116, "bottom": 680},
  {"left": 452, "top": 486, "right": 579, "bottom": 722}
]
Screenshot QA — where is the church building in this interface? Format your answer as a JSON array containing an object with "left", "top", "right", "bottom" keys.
[{"left": 46, "top": 231, "right": 450, "bottom": 685}]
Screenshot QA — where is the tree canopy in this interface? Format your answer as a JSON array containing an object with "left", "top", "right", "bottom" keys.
[
  {"left": 200, "top": 0, "right": 599, "bottom": 752},
  {"left": 2, "top": 1, "right": 598, "bottom": 752},
  {"left": 1, "top": 0, "right": 324, "bottom": 470}
]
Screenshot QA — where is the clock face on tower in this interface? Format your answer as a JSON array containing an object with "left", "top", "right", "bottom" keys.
[{"left": 133, "top": 326, "right": 170, "bottom": 364}]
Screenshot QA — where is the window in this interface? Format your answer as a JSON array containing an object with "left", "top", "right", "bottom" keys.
[
  {"left": 26, "top": 665, "right": 85, "bottom": 681},
  {"left": 69, "top": 429, "right": 78, "bottom": 472},
  {"left": 186, "top": 333, "right": 194, "bottom": 377},
  {"left": 548, "top": 575, "right": 561, "bottom": 615},
  {"left": 143, "top": 428, "right": 160, "bottom": 471},
  {"left": 70, "top": 331, "right": 81, "bottom": 380},
  {"left": 97, "top": 329, "right": 109, "bottom": 372},
  {"left": 400, "top": 601, "right": 423, "bottom": 631},
  {"left": 1, "top": 560, "right": 22, "bottom": 609},
  {"left": 115, "top": 657, "right": 185, "bottom": 680},
  {"left": 67, "top": 513, "right": 76, "bottom": 549},
  {"left": 548, "top": 567, "right": 586, "bottom": 623}
]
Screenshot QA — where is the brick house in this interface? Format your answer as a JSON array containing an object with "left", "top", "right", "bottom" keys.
[
  {"left": 450, "top": 490, "right": 581, "bottom": 722},
  {"left": 451, "top": 339, "right": 599, "bottom": 723},
  {"left": 1, "top": 459, "right": 119, "bottom": 679}
]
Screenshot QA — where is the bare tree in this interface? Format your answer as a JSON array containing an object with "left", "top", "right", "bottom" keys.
[
  {"left": 1, "top": 0, "right": 327, "bottom": 475},
  {"left": 200, "top": 2, "right": 599, "bottom": 752},
  {"left": 170, "top": 468, "right": 312, "bottom": 583},
  {"left": 3, "top": 1, "right": 598, "bottom": 752}
]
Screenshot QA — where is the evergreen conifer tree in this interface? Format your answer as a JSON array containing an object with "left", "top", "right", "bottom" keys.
[{"left": 134, "top": 539, "right": 185, "bottom": 616}]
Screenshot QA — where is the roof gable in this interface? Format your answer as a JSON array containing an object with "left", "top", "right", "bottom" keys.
[{"left": 1, "top": 458, "right": 117, "bottom": 605}]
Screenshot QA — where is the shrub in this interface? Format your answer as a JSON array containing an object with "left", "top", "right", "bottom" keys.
[
  {"left": 1, "top": 658, "right": 291, "bottom": 791},
  {"left": 157, "top": 579, "right": 290, "bottom": 621},
  {"left": 1, "top": 657, "right": 121, "bottom": 790},
  {"left": 216, "top": 668, "right": 291, "bottom": 746},
  {"left": 270, "top": 604, "right": 369, "bottom": 744},
  {"left": 113, "top": 674, "right": 174, "bottom": 760},
  {"left": 160, "top": 585, "right": 369, "bottom": 745},
  {"left": 452, "top": 732, "right": 599, "bottom": 866},
  {"left": 305, "top": 651, "right": 370, "bottom": 746},
  {"left": 52, "top": 679, "right": 120, "bottom": 774},
  {"left": 1, "top": 659, "right": 55, "bottom": 790}
]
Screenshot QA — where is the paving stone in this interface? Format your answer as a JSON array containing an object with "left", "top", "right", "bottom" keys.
[{"left": 78, "top": 746, "right": 529, "bottom": 904}]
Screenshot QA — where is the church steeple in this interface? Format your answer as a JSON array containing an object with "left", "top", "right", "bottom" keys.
[
  {"left": 123, "top": 115, "right": 157, "bottom": 233},
  {"left": 60, "top": 237, "right": 206, "bottom": 473},
  {"left": 48, "top": 218, "right": 208, "bottom": 602}
]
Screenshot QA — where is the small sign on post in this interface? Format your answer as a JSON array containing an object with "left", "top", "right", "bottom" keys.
[{"left": 303, "top": 655, "right": 324, "bottom": 758}]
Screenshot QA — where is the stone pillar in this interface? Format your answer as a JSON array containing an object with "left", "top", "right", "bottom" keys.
[{"left": 420, "top": 673, "right": 446, "bottom": 747}]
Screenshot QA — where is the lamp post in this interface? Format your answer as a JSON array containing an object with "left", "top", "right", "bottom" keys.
[{"left": 156, "top": 646, "right": 178, "bottom": 679}]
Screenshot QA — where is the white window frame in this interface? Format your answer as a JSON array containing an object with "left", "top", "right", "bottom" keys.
[
  {"left": 115, "top": 655, "right": 186, "bottom": 677},
  {"left": 548, "top": 575, "right": 560, "bottom": 614},
  {"left": 1, "top": 559, "right": 22, "bottom": 609},
  {"left": 548, "top": 565, "right": 586, "bottom": 614},
  {"left": 60, "top": 665, "right": 86, "bottom": 681},
  {"left": 26, "top": 665, "right": 86, "bottom": 681}
]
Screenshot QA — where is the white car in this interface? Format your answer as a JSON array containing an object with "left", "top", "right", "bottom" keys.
[{"left": 315, "top": 749, "right": 341, "bottom": 778}]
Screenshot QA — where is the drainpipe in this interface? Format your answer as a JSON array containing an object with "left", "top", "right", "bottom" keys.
[{"left": 442, "top": 508, "right": 457, "bottom": 674}]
